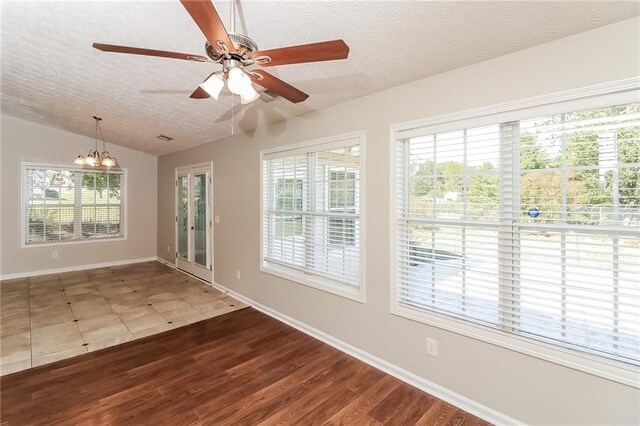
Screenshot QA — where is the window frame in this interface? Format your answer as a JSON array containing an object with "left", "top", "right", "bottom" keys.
[
  {"left": 21, "top": 162, "right": 128, "bottom": 248},
  {"left": 389, "top": 78, "right": 640, "bottom": 388},
  {"left": 260, "top": 131, "right": 366, "bottom": 303}
]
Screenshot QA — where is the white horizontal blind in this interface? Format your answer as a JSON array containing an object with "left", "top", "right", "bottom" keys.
[
  {"left": 394, "top": 101, "right": 640, "bottom": 366},
  {"left": 24, "top": 164, "right": 124, "bottom": 245},
  {"left": 263, "top": 140, "right": 361, "bottom": 287}
]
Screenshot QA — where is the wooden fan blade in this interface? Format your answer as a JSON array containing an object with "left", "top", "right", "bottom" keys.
[
  {"left": 253, "top": 40, "right": 349, "bottom": 67},
  {"left": 180, "top": 0, "right": 234, "bottom": 53},
  {"left": 190, "top": 86, "right": 210, "bottom": 99},
  {"left": 249, "top": 70, "right": 309, "bottom": 104},
  {"left": 92, "top": 43, "right": 208, "bottom": 62}
]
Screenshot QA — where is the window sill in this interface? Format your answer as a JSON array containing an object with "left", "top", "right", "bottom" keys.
[
  {"left": 261, "top": 262, "right": 365, "bottom": 304},
  {"left": 22, "top": 236, "right": 126, "bottom": 249},
  {"left": 391, "top": 302, "right": 640, "bottom": 389}
]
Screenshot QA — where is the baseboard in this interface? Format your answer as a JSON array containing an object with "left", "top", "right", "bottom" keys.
[
  {"left": 0, "top": 257, "right": 158, "bottom": 281},
  {"left": 211, "top": 281, "right": 522, "bottom": 425},
  {"left": 155, "top": 256, "right": 176, "bottom": 268}
]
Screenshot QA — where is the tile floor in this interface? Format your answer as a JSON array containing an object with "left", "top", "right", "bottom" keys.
[{"left": 0, "top": 261, "right": 247, "bottom": 375}]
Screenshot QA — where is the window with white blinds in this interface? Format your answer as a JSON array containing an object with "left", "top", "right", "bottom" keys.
[
  {"left": 392, "top": 94, "right": 640, "bottom": 382},
  {"left": 261, "top": 133, "right": 363, "bottom": 300},
  {"left": 23, "top": 163, "right": 125, "bottom": 246}
]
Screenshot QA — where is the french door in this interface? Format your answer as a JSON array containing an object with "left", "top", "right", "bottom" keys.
[{"left": 176, "top": 163, "right": 212, "bottom": 282}]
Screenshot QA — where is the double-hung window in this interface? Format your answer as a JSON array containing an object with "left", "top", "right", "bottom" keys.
[
  {"left": 23, "top": 163, "right": 126, "bottom": 246},
  {"left": 391, "top": 86, "right": 639, "bottom": 386},
  {"left": 261, "top": 132, "right": 364, "bottom": 301}
]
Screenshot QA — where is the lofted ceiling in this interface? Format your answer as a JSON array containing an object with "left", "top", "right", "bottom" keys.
[{"left": 1, "top": 1, "right": 639, "bottom": 156}]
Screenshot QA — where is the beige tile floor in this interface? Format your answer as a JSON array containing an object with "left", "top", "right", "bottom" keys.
[{"left": 0, "top": 261, "right": 247, "bottom": 376}]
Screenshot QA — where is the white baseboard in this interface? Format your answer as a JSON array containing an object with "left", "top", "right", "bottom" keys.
[
  {"left": 210, "top": 281, "right": 522, "bottom": 426},
  {"left": 0, "top": 257, "right": 159, "bottom": 281},
  {"left": 155, "top": 256, "right": 176, "bottom": 268}
]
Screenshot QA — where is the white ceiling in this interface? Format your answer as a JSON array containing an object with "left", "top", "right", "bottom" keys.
[{"left": 1, "top": 1, "right": 638, "bottom": 156}]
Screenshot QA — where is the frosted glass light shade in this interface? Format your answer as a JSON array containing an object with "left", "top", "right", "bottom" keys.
[
  {"left": 227, "top": 67, "right": 251, "bottom": 95},
  {"left": 101, "top": 152, "right": 116, "bottom": 167},
  {"left": 199, "top": 73, "right": 224, "bottom": 99},
  {"left": 84, "top": 151, "right": 98, "bottom": 166},
  {"left": 240, "top": 85, "right": 260, "bottom": 104}
]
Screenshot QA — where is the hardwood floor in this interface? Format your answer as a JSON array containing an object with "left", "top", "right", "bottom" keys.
[{"left": 1, "top": 308, "right": 491, "bottom": 425}]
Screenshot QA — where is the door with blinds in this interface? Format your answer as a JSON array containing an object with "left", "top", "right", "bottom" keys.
[{"left": 175, "top": 163, "right": 212, "bottom": 282}]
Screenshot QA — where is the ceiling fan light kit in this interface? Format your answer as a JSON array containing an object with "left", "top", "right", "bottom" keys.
[{"left": 91, "top": 0, "right": 350, "bottom": 108}]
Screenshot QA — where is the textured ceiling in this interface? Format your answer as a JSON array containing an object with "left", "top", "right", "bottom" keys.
[{"left": 1, "top": 1, "right": 639, "bottom": 156}]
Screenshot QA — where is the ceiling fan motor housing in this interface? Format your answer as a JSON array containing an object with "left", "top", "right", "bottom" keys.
[{"left": 205, "top": 32, "right": 258, "bottom": 62}]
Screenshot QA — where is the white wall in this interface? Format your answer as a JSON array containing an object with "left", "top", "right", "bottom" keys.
[
  {"left": 157, "top": 18, "right": 640, "bottom": 425},
  {"left": 0, "top": 115, "right": 158, "bottom": 277}
]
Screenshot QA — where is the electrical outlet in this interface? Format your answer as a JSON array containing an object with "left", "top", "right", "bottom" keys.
[
  {"left": 51, "top": 251, "right": 58, "bottom": 259},
  {"left": 167, "top": 245, "right": 170, "bottom": 253},
  {"left": 215, "top": 215, "right": 220, "bottom": 224},
  {"left": 236, "top": 270, "right": 241, "bottom": 280},
  {"left": 427, "top": 338, "right": 438, "bottom": 357}
]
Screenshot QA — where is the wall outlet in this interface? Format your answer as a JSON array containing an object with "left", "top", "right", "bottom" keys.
[
  {"left": 215, "top": 215, "right": 220, "bottom": 224},
  {"left": 51, "top": 251, "right": 58, "bottom": 259},
  {"left": 427, "top": 338, "right": 438, "bottom": 357},
  {"left": 167, "top": 245, "right": 170, "bottom": 253},
  {"left": 236, "top": 270, "right": 240, "bottom": 280}
]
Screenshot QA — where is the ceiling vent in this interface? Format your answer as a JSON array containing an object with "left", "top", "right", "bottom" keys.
[
  {"left": 156, "top": 134, "right": 174, "bottom": 142},
  {"left": 260, "top": 90, "right": 281, "bottom": 103}
]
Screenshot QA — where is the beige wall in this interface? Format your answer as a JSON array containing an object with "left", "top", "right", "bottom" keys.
[
  {"left": 0, "top": 115, "right": 157, "bottom": 276},
  {"left": 157, "top": 18, "right": 640, "bottom": 425}
]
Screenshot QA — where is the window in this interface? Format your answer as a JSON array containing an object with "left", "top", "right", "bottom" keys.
[
  {"left": 392, "top": 87, "right": 639, "bottom": 386},
  {"left": 23, "top": 163, "right": 125, "bottom": 246},
  {"left": 261, "top": 133, "right": 364, "bottom": 301}
]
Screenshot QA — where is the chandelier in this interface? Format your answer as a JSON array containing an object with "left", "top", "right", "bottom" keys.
[{"left": 73, "top": 116, "right": 120, "bottom": 169}]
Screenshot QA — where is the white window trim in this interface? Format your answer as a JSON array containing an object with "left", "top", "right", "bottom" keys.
[
  {"left": 389, "top": 77, "right": 640, "bottom": 388},
  {"left": 260, "top": 131, "right": 366, "bottom": 303},
  {"left": 21, "top": 161, "right": 128, "bottom": 248}
]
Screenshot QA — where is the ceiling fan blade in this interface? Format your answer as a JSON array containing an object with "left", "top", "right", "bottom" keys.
[
  {"left": 249, "top": 70, "right": 309, "bottom": 104},
  {"left": 253, "top": 40, "right": 349, "bottom": 67},
  {"left": 190, "top": 86, "right": 210, "bottom": 99},
  {"left": 92, "top": 43, "right": 208, "bottom": 62},
  {"left": 180, "top": 0, "right": 234, "bottom": 53}
]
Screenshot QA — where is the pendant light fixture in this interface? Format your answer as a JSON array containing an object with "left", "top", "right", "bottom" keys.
[{"left": 73, "top": 116, "right": 121, "bottom": 170}]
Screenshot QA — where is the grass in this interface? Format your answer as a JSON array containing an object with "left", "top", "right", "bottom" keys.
[
  {"left": 31, "top": 187, "right": 121, "bottom": 204},
  {"left": 275, "top": 219, "right": 302, "bottom": 237}
]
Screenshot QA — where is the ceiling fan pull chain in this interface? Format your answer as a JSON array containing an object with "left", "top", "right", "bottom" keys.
[{"left": 231, "top": 94, "right": 235, "bottom": 136}]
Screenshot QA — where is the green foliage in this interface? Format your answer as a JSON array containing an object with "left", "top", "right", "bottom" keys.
[
  {"left": 330, "top": 171, "right": 356, "bottom": 209},
  {"left": 409, "top": 102, "right": 640, "bottom": 225},
  {"left": 411, "top": 161, "right": 434, "bottom": 197},
  {"left": 275, "top": 178, "right": 303, "bottom": 211},
  {"left": 411, "top": 160, "right": 466, "bottom": 198},
  {"left": 520, "top": 133, "right": 559, "bottom": 170},
  {"left": 468, "top": 167, "right": 500, "bottom": 218},
  {"left": 82, "top": 173, "right": 121, "bottom": 199},
  {"left": 614, "top": 104, "right": 640, "bottom": 206}
]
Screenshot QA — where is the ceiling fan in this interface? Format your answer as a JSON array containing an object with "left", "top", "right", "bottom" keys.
[{"left": 92, "top": 0, "right": 350, "bottom": 105}]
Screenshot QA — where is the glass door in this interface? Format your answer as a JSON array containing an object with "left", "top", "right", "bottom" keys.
[{"left": 175, "top": 164, "right": 212, "bottom": 282}]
